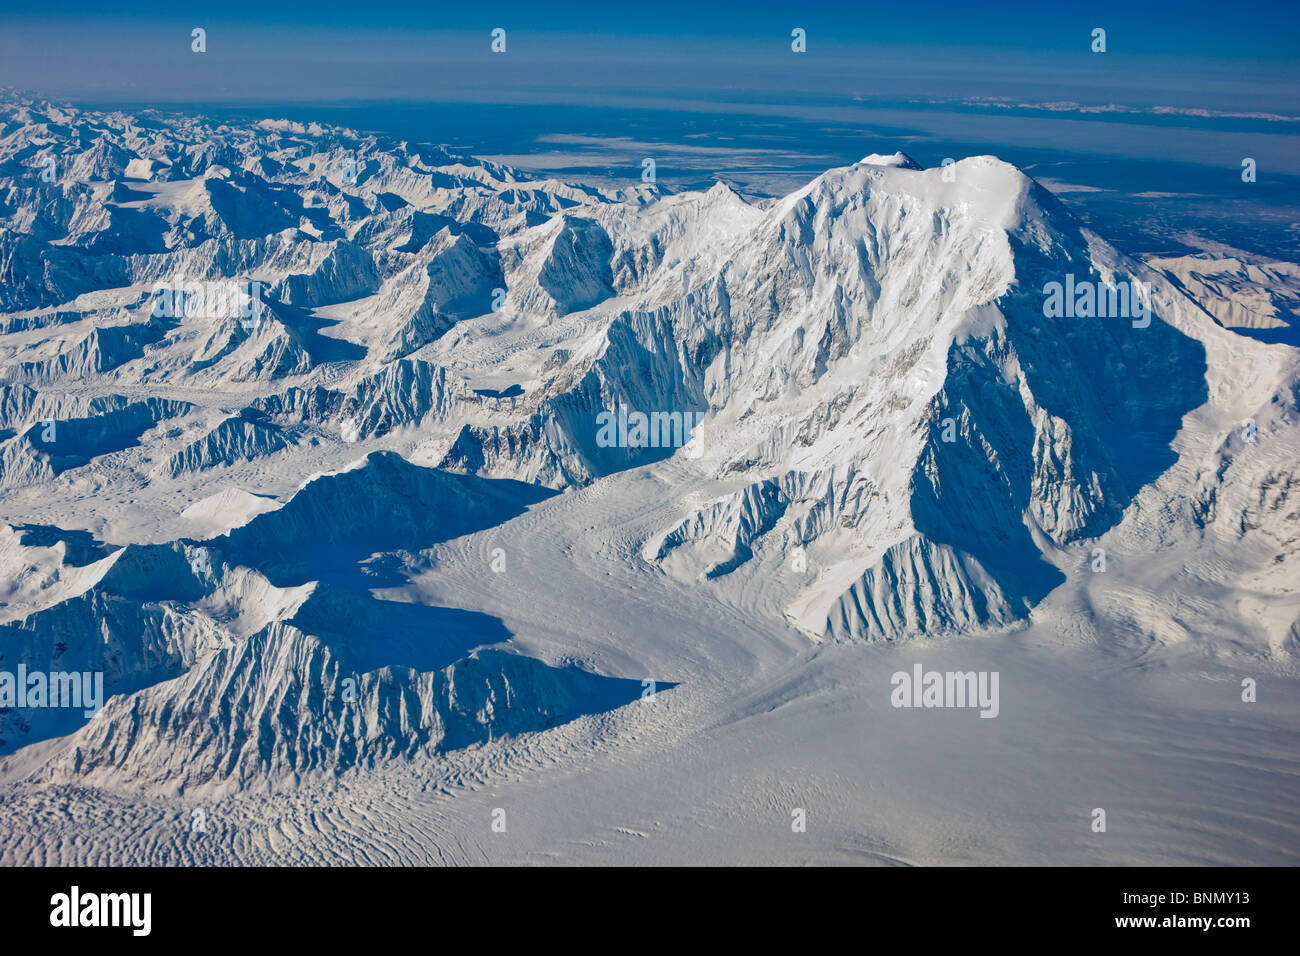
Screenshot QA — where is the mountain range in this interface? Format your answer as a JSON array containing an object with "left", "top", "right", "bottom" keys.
[{"left": 0, "top": 92, "right": 1296, "bottom": 864}]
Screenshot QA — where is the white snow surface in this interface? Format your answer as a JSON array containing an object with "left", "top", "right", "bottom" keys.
[{"left": 0, "top": 93, "right": 1296, "bottom": 865}]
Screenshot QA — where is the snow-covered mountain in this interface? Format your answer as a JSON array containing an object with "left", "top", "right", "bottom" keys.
[{"left": 0, "top": 92, "right": 1296, "bottom": 864}]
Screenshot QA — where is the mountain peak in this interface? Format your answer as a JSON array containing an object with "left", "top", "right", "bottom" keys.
[{"left": 858, "top": 151, "right": 923, "bottom": 170}]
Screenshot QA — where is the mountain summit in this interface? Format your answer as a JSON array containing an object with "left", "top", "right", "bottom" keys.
[{"left": 0, "top": 95, "right": 1295, "bottom": 812}]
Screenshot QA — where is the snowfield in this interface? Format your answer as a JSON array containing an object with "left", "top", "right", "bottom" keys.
[{"left": 0, "top": 93, "right": 1296, "bottom": 865}]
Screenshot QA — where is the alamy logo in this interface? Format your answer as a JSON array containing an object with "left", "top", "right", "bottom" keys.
[
  {"left": 1042, "top": 274, "right": 1150, "bottom": 328},
  {"left": 595, "top": 405, "right": 703, "bottom": 449},
  {"left": 151, "top": 276, "right": 266, "bottom": 329},
  {"left": 50, "top": 886, "right": 151, "bottom": 936},
  {"left": 0, "top": 665, "right": 104, "bottom": 717},
  {"left": 890, "top": 664, "right": 999, "bottom": 718}
]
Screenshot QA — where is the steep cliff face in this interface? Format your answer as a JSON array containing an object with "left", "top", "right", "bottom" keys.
[
  {"left": 612, "top": 156, "right": 1218, "bottom": 641},
  {"left": 34, "top": 633, "right": 641, "bottom": 794},
  {"left": 0, "top": 451, "right": 588, "bottom": 782},
  {"left": 0, "top": 397, "right": 193, "bottom": 488}
]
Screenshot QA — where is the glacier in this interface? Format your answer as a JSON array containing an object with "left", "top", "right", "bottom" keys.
[{"left": 0, "top": 92, "right": 1296, "bottom": 865}]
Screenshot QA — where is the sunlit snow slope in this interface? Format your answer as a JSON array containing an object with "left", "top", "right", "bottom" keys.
[{"left": 0, "top": 93, "right": 1296, "bottom": 864}]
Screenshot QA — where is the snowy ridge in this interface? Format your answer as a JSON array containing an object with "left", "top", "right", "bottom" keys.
[{"left": 0, "top": 94, "right": 1297, "bottom": 817}]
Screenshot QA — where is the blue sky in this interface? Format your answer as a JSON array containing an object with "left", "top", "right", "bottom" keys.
[
  {"left": 2, "top": 0, "right": 1297, "bottom": 109},
  {"left": 4, "top": 0, "right": 1298, "bottom": 58},
  {"left": 3, "top": 0, "right": 1297, "bottom": 261}
]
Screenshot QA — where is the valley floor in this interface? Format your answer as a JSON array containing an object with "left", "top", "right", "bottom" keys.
[{"left": 2, "top": 466, "right": 1295, "bottom": 866}]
